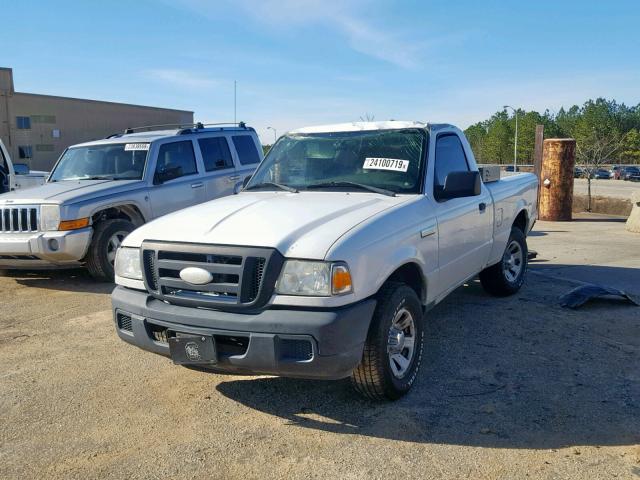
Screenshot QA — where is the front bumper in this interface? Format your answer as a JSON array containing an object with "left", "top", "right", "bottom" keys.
[
  {"left": 0, "top": 227, "right": 92, "bottom": 269},
  {"left": 112, "top": 286, "right": 377, "bottom": 380}
]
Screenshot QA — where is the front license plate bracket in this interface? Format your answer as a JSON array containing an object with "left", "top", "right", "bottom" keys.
[{"left": 168, "top": 333, "right": 217, "bottom": 365}]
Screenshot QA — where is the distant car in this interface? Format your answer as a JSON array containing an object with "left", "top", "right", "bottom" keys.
[
  {"left": 574, "top": 167, "right": 585, "bottom": 178},
  {"left": 622, "top": 166, "right": 640, "bottom": 180},
  {"left": 610, "top": 165, "right": 622, "bottom": 179},
  {"left": 593, "top": 168, "right": 612, "bottom": 179},
  {"left": 628, "top": 170, "right": 640, "bottom": 182},
  {"left": 504, "top": 165, "right": 520, "bottom": 172}
]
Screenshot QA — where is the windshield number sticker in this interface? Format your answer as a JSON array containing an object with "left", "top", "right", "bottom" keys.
[
  {"left": 363, "top": 157, "right": 409, "bottom": 172},
  {"left": 124, "top": 143, "right": 150, "bottom": 151}
]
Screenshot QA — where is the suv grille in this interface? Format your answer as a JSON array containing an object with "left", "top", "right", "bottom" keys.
[
  {"left": 0, "top": 206, "right": 39, "bottom": 232},
  {"left": 141, "top": 241, "right": 283, "bottom": 311}
]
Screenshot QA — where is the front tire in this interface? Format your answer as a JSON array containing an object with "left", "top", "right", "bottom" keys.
[
  {"left": 351, "top": 283, "right": 424, "bottom": 401},
  {"left": 479, "top": 226, "right": 528, "bottom": 296},
  {"left": 85, "top": 219, "right": 135, "bottom": 282}
]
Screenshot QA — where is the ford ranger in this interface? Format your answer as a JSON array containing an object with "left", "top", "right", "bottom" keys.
[
  {"left": 112, "top": 121, "right": 538, "bottom": 399},
  {"left": 0, "top": 123, "right": 261, "bottom": 280}
]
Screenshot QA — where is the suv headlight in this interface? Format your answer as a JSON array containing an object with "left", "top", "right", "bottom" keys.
[
  {"left": 115, "top": 247, "right": 143, "bottom": 280},
  {"left": 276, "top": 260, "right": 352, "bottom": 296},
  {"left": 40, "top": 204, "right": 61, "bottom": 231}
]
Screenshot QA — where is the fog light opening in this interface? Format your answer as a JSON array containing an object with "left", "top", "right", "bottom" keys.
[{"left": 48, "top": 238, "right": 59, "bottom": 251}]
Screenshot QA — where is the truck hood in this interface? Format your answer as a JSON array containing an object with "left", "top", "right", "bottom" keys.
[
  {"left": 0, "top": 179, "right": 145, "bottom": 204},
  {"left": 125, "top": 191, "right": 412, "bottom": 259}
]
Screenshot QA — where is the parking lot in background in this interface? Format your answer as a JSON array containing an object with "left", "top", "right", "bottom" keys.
[
  {"left": 573, "top": 178, "right": 640, "bottom": 199},
  {"left": 1, "top": 214, "right": 638, "bottom": 480}
]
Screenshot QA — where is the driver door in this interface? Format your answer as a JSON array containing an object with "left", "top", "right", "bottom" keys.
[
  {"left": 433, "top": 133, "right": 493, "bottom": 293},
  {"left": 148, "top": 140, "right": 205, "bottom": 218}
]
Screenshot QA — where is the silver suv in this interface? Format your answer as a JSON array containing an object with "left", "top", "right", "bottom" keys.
[{"left": 0, "top": 122, "right": 261, "bottom": 280}]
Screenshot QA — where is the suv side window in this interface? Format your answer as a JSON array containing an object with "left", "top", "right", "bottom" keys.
[
  {"left": 434, "top": 134, "right": 470, "bottom": 188},
  {"left": 155, "top": 140, "right": 197, "bottom": 179},
  {"left": 199, "top": 137, "right": 234, "bottom": 171},
  {"left": 232, "top": 135, "right": 260, "bottom": 165}
]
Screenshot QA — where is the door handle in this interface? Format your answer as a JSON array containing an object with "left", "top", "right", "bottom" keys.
[
  {"left": 479, "top": 202, "right": 487, "bottom": 212},
  {"left": 227, "top": 175, "right": 241, "bottom": 183},
  {"left": 420, "top": 224, "right": 436, "bottom": 238},
  {"left": 191, "top": 182, "right": 204, "bottom": 188}
]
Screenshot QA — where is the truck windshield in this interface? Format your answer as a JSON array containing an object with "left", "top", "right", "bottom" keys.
[
  {"left": 49, "top": 144, "right": 148, "bottom": 182},
  {"left": 247, "top": 129, "right": 426, "bottom": 194}
]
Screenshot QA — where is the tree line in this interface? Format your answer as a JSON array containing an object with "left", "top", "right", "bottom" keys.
[{"left": 464, "top": 98, "right": 640, "bottom": 166}]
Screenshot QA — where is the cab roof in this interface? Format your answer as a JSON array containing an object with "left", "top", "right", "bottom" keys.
[{"left": 290, "top": 121, "right": 430, "bottom": 134}]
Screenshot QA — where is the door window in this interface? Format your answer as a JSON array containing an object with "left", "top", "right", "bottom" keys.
[
  {"left": 155, "top": 141, "right": 197, "bottom": 180},
  {"left": 199, "top": 137, "right": 234, "bottom": 171},
  {"left": 434, "top": 134, "right": 470, "bottom": 188},
  {"left": 232, "top": 135, "right": 261, "bottom": 165}
]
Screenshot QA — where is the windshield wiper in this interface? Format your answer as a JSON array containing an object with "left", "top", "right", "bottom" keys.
[
  {"left": 82, "top": 175, "right": 115, "bottom": 180},
  {"left": 244, "top": 182, "right": 298, "bottom": 193},
  {"left": 306, "top": 181, "right": 396, "bottom": 197}
]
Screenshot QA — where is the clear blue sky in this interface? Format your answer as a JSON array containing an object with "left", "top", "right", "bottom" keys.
[{"left": 2, "top": 0, "right": 639, "bottom": 143}]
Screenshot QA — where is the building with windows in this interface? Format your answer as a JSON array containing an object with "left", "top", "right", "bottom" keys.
[{"left": 0, "top": 67, "right": 193, "bottom": 170}]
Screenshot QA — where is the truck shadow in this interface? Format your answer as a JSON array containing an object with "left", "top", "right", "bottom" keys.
[
  {"left": 216, "top": 271, "right": 640, "bottom": 449},
  {"left": 5, "top": 269, "right": 114, "bottom": 294}
]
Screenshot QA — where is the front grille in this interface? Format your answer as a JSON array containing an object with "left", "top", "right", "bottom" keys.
[
  {"left": 0, "top": 206, "right": 39, "bottom": 232},
  {"left": 141, "top": 241, "right": 283, "bottom": 311},
  {"left": 116, "top": 313, "right": 133, "bottom": 333}
]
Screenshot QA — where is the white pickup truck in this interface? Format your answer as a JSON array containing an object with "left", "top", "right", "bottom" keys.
[
  {"left": 0, "top": 139, "right": 48, "bottom": 193},
  {"left": 112, "top": 121, "right": 538, "bottom": 400}
]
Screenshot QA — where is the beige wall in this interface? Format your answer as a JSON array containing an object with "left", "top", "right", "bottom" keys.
[{"left": 0, "top": 68, "right": 193, "bottom": 171}]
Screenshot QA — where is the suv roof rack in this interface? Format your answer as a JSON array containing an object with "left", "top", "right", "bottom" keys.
[
  {"left": 176, "top": 122, "right": 250, "bottom": 135},
  {"left": 121, "top": 122, "right": 250, "bottom": 135}
]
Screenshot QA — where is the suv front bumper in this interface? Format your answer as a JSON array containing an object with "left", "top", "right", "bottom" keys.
[
  {"left": 0, "top": 227, "right": 92, "bottom": 269},
  {"left": 112, "top": 286, "right": 377, "bottom": 380}
]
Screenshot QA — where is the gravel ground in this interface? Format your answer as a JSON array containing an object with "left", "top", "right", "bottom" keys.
[{"left": 0, "top": 217, "right": 639, "bottom": 479}]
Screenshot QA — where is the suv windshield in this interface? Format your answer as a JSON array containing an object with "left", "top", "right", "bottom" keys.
[
  {"left": 246, "top": 129, "right": 427, "bottom": 194},
  {"left": 49, "top": 143, "right": 148, "bottom": 182}
]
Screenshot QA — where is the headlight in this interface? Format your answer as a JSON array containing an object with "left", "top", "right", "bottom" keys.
[
  {"left": 40, "top": 204, "right": 61, "bottom": 231},
  {"left": 115, "top": 247, "right": 143, "bottom": 280},
  {"left": 276, "top": 260, "right": 352, "bottom": 296}
]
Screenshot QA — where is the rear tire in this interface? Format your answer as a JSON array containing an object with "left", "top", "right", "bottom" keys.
[
  {"left": 351, "top": 283, "right": 424, "bottom": 401},
  {"left": 479, "top": 226, "right": 528, "bottom": 296},
  {"left": 85, "top": 219, "right": 135, "bottom": 282}
]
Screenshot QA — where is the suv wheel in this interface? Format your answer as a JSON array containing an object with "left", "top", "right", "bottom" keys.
[
  {"left": 85, "top": 219, "right": 135, "bottom": 282},
  {"left": 351, "top": 283, "right": 424, "bottom": 400}
]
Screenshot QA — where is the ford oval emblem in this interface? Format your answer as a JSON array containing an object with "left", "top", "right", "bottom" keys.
[{"left": 179, "top": 267, "right": 213, "bottom": 285}]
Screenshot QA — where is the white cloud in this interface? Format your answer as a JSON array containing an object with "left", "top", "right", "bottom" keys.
[
  {"left": 146, "top": 69, "right": 218, "bottom": 89},
  {"left": 166, "top": 0, "right": 421, "bottom": 68}
]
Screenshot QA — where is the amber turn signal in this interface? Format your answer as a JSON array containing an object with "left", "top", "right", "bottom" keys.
[
  {"left": 331, "top": 264, "right": 353, "bottom": 295},
  {"left": 58, "top": 218, "right": 90, "bottom": 231}
]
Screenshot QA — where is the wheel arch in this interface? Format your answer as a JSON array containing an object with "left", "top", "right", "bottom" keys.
[
  {"left": 513, "top": 208, "right": 528, "bottom": 235},
  {"left": 90, "top": 203, "right": 146, "bottom": 228},
  {"left": 381, "top": 261, "right": 427, "bottom": 304}
]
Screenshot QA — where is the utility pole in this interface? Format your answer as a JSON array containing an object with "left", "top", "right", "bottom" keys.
[{"left": 503, "top": 105, "right": 519, "bottom": 171}]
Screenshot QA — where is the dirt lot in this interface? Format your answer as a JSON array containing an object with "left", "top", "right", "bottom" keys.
[{"left": 1, "top": 215, "right": 639, "bottom": 479}]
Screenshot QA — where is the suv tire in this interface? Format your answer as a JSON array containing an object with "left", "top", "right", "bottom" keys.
[
  {"left": 85, "top": 219, "right": 135, "bottom": 282},
  {"left": 479, "top": 226, "right": 528, "bottom": 296},
  {"left": 351, "top": 282, "right": 424, "bottom": 400}
]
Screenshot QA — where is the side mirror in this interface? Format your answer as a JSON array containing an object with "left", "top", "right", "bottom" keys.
[
  {"left": 154, "top": 165, "right": 183, "bottom": 184},
  {"left": 242, "top": 176, "right": 251, "bottom": 188},
  {"left": 13, "top": 163, "right": 30, "bottom": 175},
  {"left": 436, "top": 171, "right": 481, "bottom": 200}
]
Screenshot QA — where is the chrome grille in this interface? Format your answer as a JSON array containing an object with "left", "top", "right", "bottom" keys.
[
  {"left": 141, "top": 241, "right": 283, "bottom": 311},
  {"left": 0, "top": 206, "right": 39, "bottom": 232}
]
